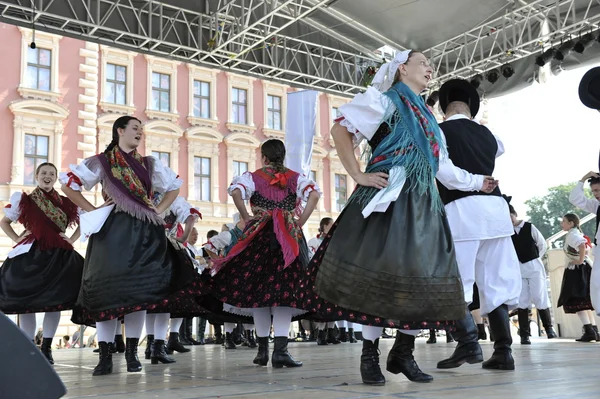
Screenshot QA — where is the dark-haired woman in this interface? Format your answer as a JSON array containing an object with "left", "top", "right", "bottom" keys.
[
  {"left": 60, "top": 115, "right": 195, "bottom": 376},
  {"left": 0, "top": 163, "right": 83, "bottom": 364},
  {"left": 207, "top": 139, "right": 320, "bottom": 369},
  {"left": 299, "top": 50, "right": 467, "bottom": 386},
  {"left": 557, "top": 212, "right": 599, "bottom": 342}
]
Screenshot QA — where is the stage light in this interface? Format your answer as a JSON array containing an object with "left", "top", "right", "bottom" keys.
[
  {"left": 470, "top": 74, "right": 483, "bottom": 89},
  {"left": 554, "top": 40, "right": 575, "bottom": 62},
  {"left": 486, "top": 69, "right": 500, "bottom": 84},
  {"left": 500, "top": 64, "right": 514, "bottom": 79},
  {"left": 574, "top": 33, "right": 595, "bottom": 54},
  {"left": 535, "top": 48, "right": 555, "bottom": 67}
]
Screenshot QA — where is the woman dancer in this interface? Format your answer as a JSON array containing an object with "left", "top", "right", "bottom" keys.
[
  {"left": 0, "top": 163, "right": 83, "bottom": 364},
  {"left": 299, "top": 50, "right": 468, "bottom": 386},
  {"left": 557, "top": 213, "right": 599, "bottom": 342},
  {"left": 207, "top": 139, "right": 320, "bottom": 368},
  {"left": 60, "top": 115, "right": 196, "bottom": 376}
]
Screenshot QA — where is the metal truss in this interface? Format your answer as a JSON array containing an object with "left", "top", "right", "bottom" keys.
[
  {"left": 0, "top": 0, "right": 382, "bottom": 95},
  {"left": 426, "top": 0, "right": 600, "bottom": 86}
]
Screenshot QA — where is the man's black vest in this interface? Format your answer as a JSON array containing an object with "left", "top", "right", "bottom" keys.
[
  {"left": 436, "top": 118, "right": 502, "bottom": 205},
  {"left": 511, "top": 222, "right": 539, "bottom": 263}
]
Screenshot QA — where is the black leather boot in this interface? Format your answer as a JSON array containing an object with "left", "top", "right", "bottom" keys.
[
  {"left": 517, "top": 308, "right": 531, "bottom": 345},
  {"left": 187, "top": 318, "right": 201, "bottom": 345},
  {"left": 386, "top": 331, "right": 433, "bottom": 383},
  {"left": 166, "top": 332, "right": 191, "bottom": 354},
  {"left": 197, "top": 317, "right": 207, "bottom": 345},
  {"left": 179, "top": 319, "right": 192, "bottom": 345},
  {"left": 224, "top": 332, "right": 236, "bottom": 349},
  {"left": 145, "top": 334, "right": 154, "bottom": 360},
  {"left": 327, "top": 328, "right": 341, "bottom": 344},
  {"left": 482, "top": 305, "right": 515, "bottom": 370},
  {"left": 92, "top": 342, "right": 113, "bottom": 376},
  {"left": 426, "top": 329, "right": 436, "bottom": 344},
  {"left": 246, "top": 330, "right": 257, "bottom": 348},
  {"left": 348, "top": 328, "right": 357, "bottom": 343},
  {"left": 317, "top": 329, "right": 328, "bottom": 345},
  {"left": 125, "top": 338, "right": 143, "bottom": 372},
  {"left": 477, "top": 324, "right": 487, "bottom": 340},
  {"left": 360, "top": 339, "right": 385, "bottom": 385},
  {"left": 576, "top": 324, "right": 598, "bottom": 342},
  {"left": 537, "top": 308, "right": 557, "bottom": 338},
  {"left": 339, "top": 327, "right": 348, "bottom": 342},
  {"left": 40, "top": 337, "right": 54, "bottom": 364},
  {"left": 437, "top": 306, "right": 483, "bottom": 369},
  {"left": 446, "top": 331, "right": 455, "bottom": 343},
  {"left": 253, "top": 337, "right": 269, "bottom": 366},
  {"left": 151, "top": 339, "right": 176, "bottom": 364},
  {"left": 272, "top": 337, "right": 302, "bottom": 368},
  {"left": 114, "top": 334, "right": 125, "bottom": 353},
  {"left": 214, "top": 324, "right": 224, "bottom": 345}
]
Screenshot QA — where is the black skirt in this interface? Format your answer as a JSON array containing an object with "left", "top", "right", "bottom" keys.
[
  {"left": 71, "top": 211, "right": 198, "bottom": 325},
  {"left": 300, "top": 181, "right": 466, "bottom": 329},
  {"left": 0, "top": 243, "right": 84, "bottom": 314},
  {"left": 557, "top": 262, "right": 594, "bottom": 313}
]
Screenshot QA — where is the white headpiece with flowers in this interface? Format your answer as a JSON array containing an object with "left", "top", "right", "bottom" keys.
[{"left": 370, "top": 49, "right": 412, "bottom": 93}]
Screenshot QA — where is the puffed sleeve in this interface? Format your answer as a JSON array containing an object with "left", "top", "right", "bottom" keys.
[
  {"left": 149, "top": 156, "right": 183, "bottom": 193},
  {"left": 3, "top": 192, "right": 22, "bottom": 222},
  {"left": 59, "top": 156, "right": 102, "bottom": 191},
  {"left": 337, "top": 87, "right": 391, "bottom": 143},
  {"left": 296, "top": 174, "right": 322, "bottom": 202},
  {"left": 227, "top": 171, "right": 255, "bottom": 200},
  {"left": 567, "top": 230, "right": 588, "bottom": 248},
  {"left": 170, "top": 196, "right": 202, "bottom": 225},
  {"left": 204, "top": 231, "right": 232, "bottom": 253}
]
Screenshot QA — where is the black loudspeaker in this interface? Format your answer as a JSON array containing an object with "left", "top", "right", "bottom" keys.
[{"left": 0, "top": 312, "right": 67, "bottom": 398}]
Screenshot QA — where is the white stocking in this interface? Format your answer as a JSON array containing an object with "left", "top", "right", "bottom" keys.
[
  {"left": 252, "top": 307, "right": 272, "bottom": 337},
  {"left": 97, "top": 319, "right": 118, "bottom": 343},
  {"left": 242, "top": 324, "right": 254, "bottom": 330},
  {"left": 124, "top": 311, "right": 146, "bottom": 339},
  {"left": 577, "top": 310, "right": 592, "bottom": 325},
  {"left": 153, "top": 313, "right": 170, "bottom": 340},
  {"left": 18, "top": 313, "right": 37, "bottom": 340},
  {"left": 224, "top": 322, "right": 236, "bottom": 334},
  {"left": 145, "top": 313, "right": 156, "bottom": 335},
  {"left": 399, "top": 329, "right": 420, "bottom": 336},
  {"left": 170, "top": 318, "right": 183, "bottom": 332},
  {"left": 114, "top": 321, "right": 122, "bottom": 337},
  {"left": 315, "top": 322, "right": 326, "bottom": 330},
  {"left": 471, "top": 309, "right": 483, "bottom": 324},
  {"left": 271, "top": 307, "right": 293, "bottom": 337},
  {"left": 347, "top": 321, "right": 355, "bottom": 329},
  {"left": 326, "top": 321, "right": 336, "bottom": 328},
  {"left": 362, "top": 326, "right": 383, "bottom": 342},
  {"left": 42, "top": 312, "right": 61, "bottom": 339}
]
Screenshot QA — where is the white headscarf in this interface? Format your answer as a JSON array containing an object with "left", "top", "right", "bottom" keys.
[
  {"left": 371, "top": 49, "right": 412, "bottom": 93},
  {"left": 225, "top": 213, "right": 241, "bottom": 231}
]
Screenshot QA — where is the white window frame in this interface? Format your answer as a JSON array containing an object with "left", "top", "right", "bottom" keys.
[
  {"left": 142, "top": 120, "right": 184, "bottom": 175},
  {"left": 328, "top": 150, "right": 355, "bottom": 214},
  {"left": 145, "top": 55, "right": 179, "bottom": 122},
  {"left": 187, "top": 64, "right": 218, "bottom": 128},
  {"left": 99, "top": 45, "right": 136, "bottom": 114},
  {"left": 311, "top": 144, "right": 328, "bottom": 212},
  {"left": 262, "top": 81, "right": 288, "bottom": 140},
  {"left": 224, "top": 133, "right": 260, "bottom": 207},
  {"left": 18, "top": 27, "right": 62, "bottom": 102},
  {"left": 8, "top": 99, "right": 69, "bottom": 187},
  {"left": 326, "top": 94, "right": 350, "bottom": 147},
  {"left": 226, "top": 72, "right": 255, "bottom": 134}
]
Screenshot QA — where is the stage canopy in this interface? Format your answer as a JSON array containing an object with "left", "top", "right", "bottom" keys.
[{"left": 1, "top": 0, "right": 599, "bottom": 97}]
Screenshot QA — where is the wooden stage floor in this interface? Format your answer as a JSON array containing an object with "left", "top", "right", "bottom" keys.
[{"left": 53, "top": 337, "right": 597, "bottom": 399}]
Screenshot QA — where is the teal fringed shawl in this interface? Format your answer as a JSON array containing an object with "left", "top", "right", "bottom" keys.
[{"left": 348, "top": 81, "right": 446, "bottom": 213}]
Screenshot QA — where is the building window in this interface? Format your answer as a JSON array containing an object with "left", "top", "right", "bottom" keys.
[
  {"left": 194, "top": 156, "right": 211, "bottom": 202},
  {"left": 233, "top": 160, "right": 248, "bottom": 177},
  {"left": 231, "top": 88, "right": 247, "bottom": 125},
  {"left": 335, "top": 173, "right": 347, "bottom": 212},
  {"left": 26, "top": 47, "right": 51, "bottom": 91},
  {"left": 151, "top": 72, "right": 171, "bottom": 112},
  {"left": 267, "top": 95, "right": 282, "bottom": 130},
  {"left": 104, "top": 63, "right": 127, "bottom": 105},
  {"left": 310, "top": 170, "right": 317, "bottom": 182},
  {"left": 151, "top": 151, "right": 171, "bottom": 168},
  {"left": 24, "top": 134, "right": 49, "bottom": 185},
  {"left": 192, "top": 80, "right": 211, "bottom": 119}
]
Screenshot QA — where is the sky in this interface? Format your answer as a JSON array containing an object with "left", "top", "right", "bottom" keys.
[{"left": 486, "top": 63, "right": 600, "bottom": 217}]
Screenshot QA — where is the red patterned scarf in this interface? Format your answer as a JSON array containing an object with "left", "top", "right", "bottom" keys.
[{"left": 18, "top": 187, "right": 79, "bottom": 251}]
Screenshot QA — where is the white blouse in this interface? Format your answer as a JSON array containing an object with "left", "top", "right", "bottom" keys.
[
  {"left": 564, "top": 229, "right": 589, "bottom": 265},
  {"left": 204, "top": 230, "right": 233, "bottom": 254},
  {"left": 169, "top": 196, "right": 200, "bottom": 225},
  {"left": 3, "top": 192, "right": 22, "bottom": 222},
  {"left": 227, "top": 171, "right": 321, "bottom": 202},
  {"left": 59, "top": 155, "right": 182, "bottom": 193}
]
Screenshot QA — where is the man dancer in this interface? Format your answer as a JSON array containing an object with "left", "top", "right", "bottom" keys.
[{"left": 435, "top": 79, "right": 521, "bottom": 371}]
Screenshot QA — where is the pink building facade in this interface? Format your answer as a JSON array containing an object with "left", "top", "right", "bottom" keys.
[{"left": 0, "top": 23, "right": 357, "bottom": 261}]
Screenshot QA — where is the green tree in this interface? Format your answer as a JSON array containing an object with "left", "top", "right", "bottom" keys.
[{"left": 525, "top": 182, "right": 596, "bottom": 246}]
